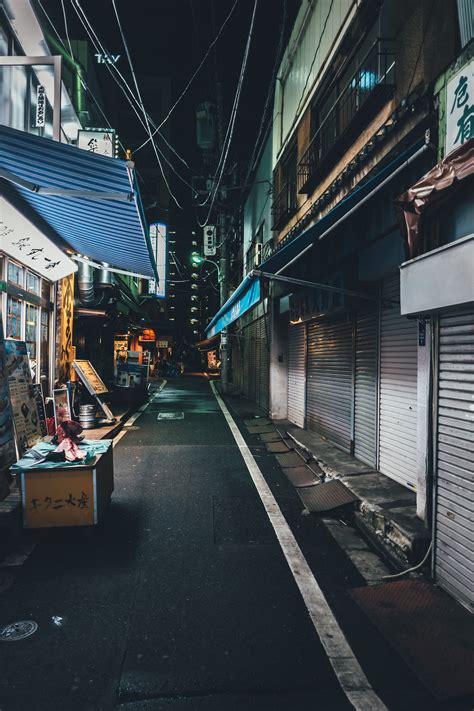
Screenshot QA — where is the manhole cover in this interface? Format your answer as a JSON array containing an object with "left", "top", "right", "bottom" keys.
[
  {"left": 157, "top": 412, "right": 184, "bottom": 420},
  {"left": 0, "top": 620, "right": 38, "bottom": 641}
]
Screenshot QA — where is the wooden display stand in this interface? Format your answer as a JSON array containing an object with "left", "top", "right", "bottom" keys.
[{"left": 18, "top": 443, "right": 114, "bottom": 529}]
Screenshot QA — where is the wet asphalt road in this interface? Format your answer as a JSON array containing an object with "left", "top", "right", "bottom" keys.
[{"left": 0, "top": 377, "right": 454, "bottom": 710}]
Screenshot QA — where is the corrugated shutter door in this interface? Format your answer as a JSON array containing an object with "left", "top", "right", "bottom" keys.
[
  {"left": 378, "top": 275, "right": 418, "bottom": 490},
  {"left": 354, "top": 306, "right": 378, "bottom": 467},
  {"left": 306, "top": 318, "right": 353, "bottom": 451},
  {"left": 435, "top": 310, "right": 474, "bottom": 611},
  {"left": 255, "top": 316, "right": 270, "bottom": 413},
  {"left": 247, "top": 322, "right": 257, "bottom": 402},
  {"left": 288, "top": 322, "right": 306, "bottom": 428}
]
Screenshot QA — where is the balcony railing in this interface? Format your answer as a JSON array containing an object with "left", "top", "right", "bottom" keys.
[
  {"left": 298, "top": 39, "right": 395, "bottom": 194},
  {"left": 271, "top": 178, "right": 297, "bottom": 230}
]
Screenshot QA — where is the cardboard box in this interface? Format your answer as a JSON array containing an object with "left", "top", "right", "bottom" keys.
[{"left": 19, "top": 444, "right": 114, "bottom": 528}]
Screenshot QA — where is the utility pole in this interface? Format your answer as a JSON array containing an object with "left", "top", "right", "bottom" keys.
[{"left": 216, "top": 81, "right": 229, "bottom": 391}]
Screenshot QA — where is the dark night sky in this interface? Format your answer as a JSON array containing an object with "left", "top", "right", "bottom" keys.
[{"left": 39, "top": 0, "right": 299, "bottom": 225}]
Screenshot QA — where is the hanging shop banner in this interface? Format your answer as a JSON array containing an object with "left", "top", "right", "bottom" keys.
[
  {"left": 445, "top": 59, "right": 474, "bottom": 156},
  {"left": 0, "top": 319, "right": 16, "bottom": 497},
  {"left": 147, "top": 222, "right": 167, "bottom": 298},
  {"left": 31, "top": 384, "right": 47, "bottom": 437},
  {"left": 5, "top": 340, "right": 42, "bottom": 456},
  {"left": 0, "top": 197, "right": 77, "bottom": 282},
  {"left": 55, "top": 273, "right": 74, "bottom": 385},
  {"left": 35, "top": 85, "right": 46, "bottom": 128},
  {"left": 289, "top": 272, "right": 346, "bottom": 323},
  {"left": 53, "top": 389, "right": 72, "bottom": 428},
  {"left": 72, "top": 360, "right": 108, "bottom": 396},
  {"left": 77, "top": 128, "right": 117, "bottom": 158}
]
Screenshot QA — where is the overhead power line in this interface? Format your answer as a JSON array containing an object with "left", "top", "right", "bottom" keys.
[
  {"left": 135, "top": 0, "right": 239, "bottom": 153},
  {"left": 36, "top": 0, "right": 125, "bottom": 149},
  {"left": 71, "top": 0, "right": 195, "bottom": 175},
  {"left": 71, "top": 0, "right": 189, "bottom": 205},
  {"left": 60, "top": 0, "right": 75, "bottom": 63},
  {"left": 110, "top": 0, "right": 182, "bottom": 208},
  {"left": 197, "top": 0, "right": 259, "bottom": 227}
]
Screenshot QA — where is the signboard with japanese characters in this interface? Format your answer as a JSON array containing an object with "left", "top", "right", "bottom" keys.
[
  {"left": 445, "top": 59, "right": 474, "bottom": 156},
  {"left": 77, "top": 129, "right": 117, "bottom": 158},
  {"left": 0, "top": 318, "right": 16, "bottom": 498},
  {"left": 147, "top": 222, "right": 167, "bottom": 298},
  {"left": 73, "top": 360, "right": 109, "bottom": 396},
  {"left": 289, "top": 273, "right": 346, "bottom": 323},
  {"left": 31, "top": 384, "right": 48, "bottom": 437},
  {"left": 5, "top": 339, "right": 42, "bottom": 456},
  {"left": 35, "top": 85, "right": 46, "bottom": 128},
  {"left": 0, "top": 197, "right": 77, "bottom": 282},
  {"left": 55, "top": 274, "right": 74, "bottom": 385}
]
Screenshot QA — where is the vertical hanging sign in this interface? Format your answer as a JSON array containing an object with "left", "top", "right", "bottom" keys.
[
  {"left": 36, "top": 85, "right": 46, "bottom": 128},
  {"left": 147, "top": 222, "right": 167, "bottom": 298},
  {"left": 55, "top": 274, "right": 75, "bottom": 385}
]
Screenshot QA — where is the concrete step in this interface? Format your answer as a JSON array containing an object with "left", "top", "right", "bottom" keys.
[{"left": 280, "top": 424, "right": 431, "bottom": 570}]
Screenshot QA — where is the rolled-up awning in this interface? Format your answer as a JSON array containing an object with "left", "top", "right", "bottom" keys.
[
  {"left": 206, "top": 138, "right": 430, "bottom": 337},
  {"left": 206, "top": 275, "right": 261, "bottom": 338},
  {"left": 0, "top": 124, "right": 157, "bottom": 280}
]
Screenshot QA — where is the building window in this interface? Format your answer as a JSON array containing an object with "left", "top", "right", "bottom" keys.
[
  {"left": 6, "top": 296, "right": 22, "bottom": 338},
  {"left": 25, "top": 303, "right": 39, "bottom": 361},
  {"left": 7, "top": 260, "right": 23, "bottom": 286},
  {"left": 272, "top": 143, "right": 298, "bottom": 230},
  {"left": 26, "top": 271, "right": 41, "bottom": 295},
  {"left": 298, "top": 32, "right": 395, "bottom": 193}
]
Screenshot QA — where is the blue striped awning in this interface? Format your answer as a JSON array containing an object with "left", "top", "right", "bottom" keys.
[
  {"left": 206, "top": 139, "right": 429, "bottom": 337},
  {"left": 0, "top": 124, "right": 157, "bottom": 279}
]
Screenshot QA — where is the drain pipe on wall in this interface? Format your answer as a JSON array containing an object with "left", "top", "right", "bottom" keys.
[{"left": 77, "top": 261, "right": 95, "bottom": 304}]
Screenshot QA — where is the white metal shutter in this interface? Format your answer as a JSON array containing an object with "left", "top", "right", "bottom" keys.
[
  {"left": 247, "top": 321, "right": 257, "bottom": 402},
  {"left": 378, "top": 275, "right": 418, "bottom": 490},
  {"left": 354, "top": 306, "right": 378, "bottom": 467},
  {"left": 306, "top": 318, "right": 353, "bottom": 451},
  {"left": 256, "top": 316, "right": 270, "bottom": 413},
  {"left": 435, "top": 310, "right": 474, "bottom": 611},
  {"left": 287, "top": 322, "right": 306, "bottom": 428}
]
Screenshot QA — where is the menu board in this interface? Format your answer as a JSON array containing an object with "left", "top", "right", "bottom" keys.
[
  {"left": 5, "top": 340, "right": 42, "bottom": 456},
  {"left": 73, "top": 360, "right": 108, "bottom": 396},
  {"left": 0, "top": 321, "right": 16, "bottom": 494},
  {"left": 31, "top": 384, "right": 48, "bottom": 437}
]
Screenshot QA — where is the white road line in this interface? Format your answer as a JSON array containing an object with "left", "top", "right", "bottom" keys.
[
  {"left": 210, "top": 381, "right": 386, "bottom": 711},
  {"left": 113, "top": 380, "right": 167, "bottom": 447}
]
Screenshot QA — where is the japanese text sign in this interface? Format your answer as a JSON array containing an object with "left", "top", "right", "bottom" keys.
[{"left": 446, "top": 60, "right": 474, "bottom": 156}]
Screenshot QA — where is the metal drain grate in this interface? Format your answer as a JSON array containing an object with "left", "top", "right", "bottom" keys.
[{"left": 298, "top": 480, "right": 358, "bottom": 512}]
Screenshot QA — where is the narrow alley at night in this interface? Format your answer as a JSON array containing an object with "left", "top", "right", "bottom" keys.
[{"left": 0, "top": 0, "right": 473, "bottom": 709}]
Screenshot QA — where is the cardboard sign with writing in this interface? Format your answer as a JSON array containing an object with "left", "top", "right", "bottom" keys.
[
  {"left": 5, "top": 340, "right": 42, "bottom": 456},
  {"left": 73, "top": 360, "right": 108, "bottom": 396}
]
